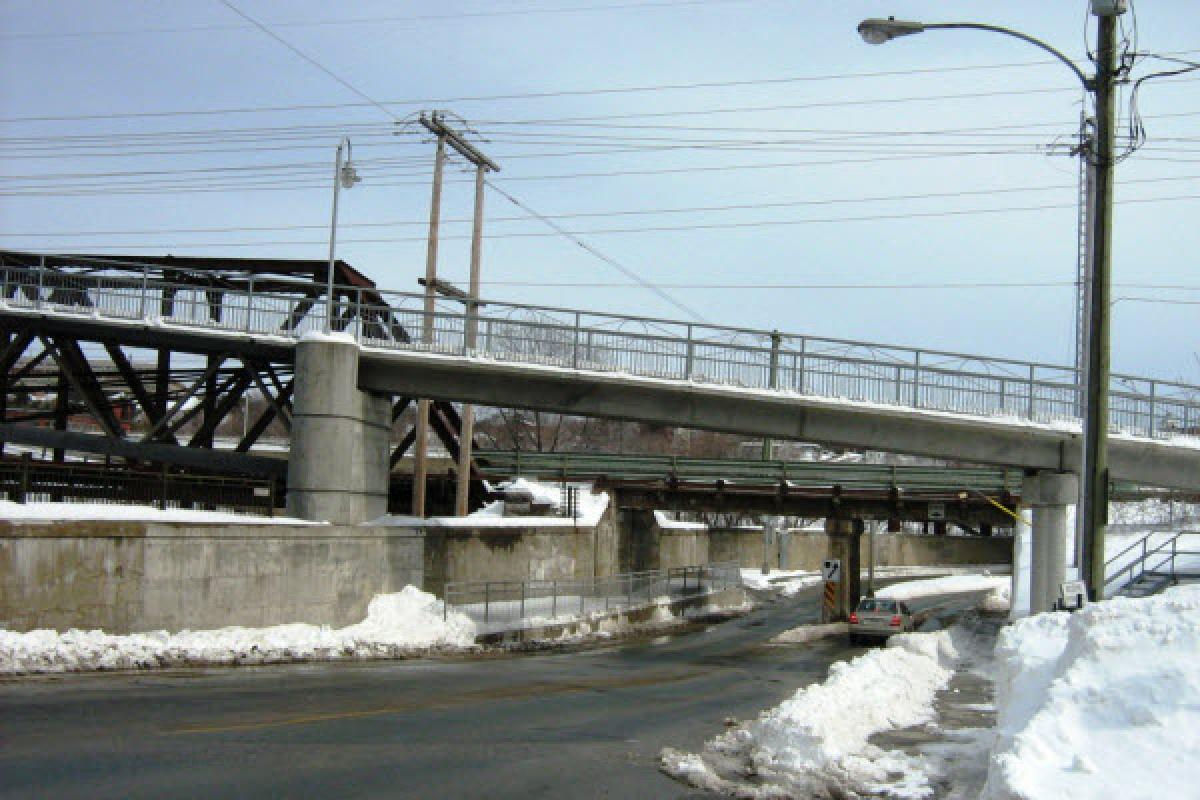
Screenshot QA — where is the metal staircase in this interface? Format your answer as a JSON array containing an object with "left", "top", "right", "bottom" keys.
[{"left": 1104, "top": 530, "right": 1200, "bottom": 598}]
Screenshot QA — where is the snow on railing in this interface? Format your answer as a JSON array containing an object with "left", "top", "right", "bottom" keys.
[{"left": 3, "top": 262, "right": 1198, "bottom": 440}]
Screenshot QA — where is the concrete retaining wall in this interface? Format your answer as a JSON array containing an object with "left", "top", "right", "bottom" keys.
[
  {"left": 0, "top": 521, "right": 423, "bottom": 634},
  {"left": 420, "top": 491, "right": 620, "bottom": 597},
  {"left": 710, "top": 528, "right": 1012, "bottom": 571}
]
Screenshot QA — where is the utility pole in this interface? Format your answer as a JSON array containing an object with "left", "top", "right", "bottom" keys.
[
  {"left": 1081, "top": 6, "right": 1120, "bottom": 600},
  {"left": 411, "top": 123, "right": 446, "bottom": 518},
  {"left": 410, "top": 111, "right": 499, "bottom": 518}
]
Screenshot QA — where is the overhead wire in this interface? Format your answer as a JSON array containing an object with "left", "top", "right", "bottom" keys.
[
  {"left": 204, "top": 0, "right": 707, "bottom": 320},
  {"left": 12, "top": 192, "right": 1198, "bottom": 245},
  {"left": 6, "top": 173, "right": 1200, "bottom": 237}
]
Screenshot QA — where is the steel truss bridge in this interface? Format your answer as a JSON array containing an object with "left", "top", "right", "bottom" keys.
[{"left": 2, "top": 249, "right": 1198, "bottom": 511}]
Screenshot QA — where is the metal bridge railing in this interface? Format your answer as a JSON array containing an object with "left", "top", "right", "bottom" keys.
[
  {"left": 443, "top": 562, "right": 742, "bottom": 632},
  {"left": 4, "top": 262, "right": 1198, "bottom": 441}
]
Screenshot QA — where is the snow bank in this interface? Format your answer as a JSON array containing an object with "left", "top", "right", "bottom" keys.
[
  {"left": 981, "top": 584, "right": 1200, "bottom": 800},
  {"left": 0, "top": 586, "right": 476, "bottom": 675},
  {"left": 0, "top": 501, "right": 317, "bottom": 525},
  {"left": 740, "top": 568, "right": 822, "bottom": 596},
  {"left": 743, "top": 567, "right": 1012, "bottom": 602},
  {"left": 662, "top": 629, "right": 963, "bottom": 798},
  {"left": 375, "top": 478, "right": 610, "bottom": 528},
  {"left": 878, "top": 574, "right": 1011, "bottom": 612}
]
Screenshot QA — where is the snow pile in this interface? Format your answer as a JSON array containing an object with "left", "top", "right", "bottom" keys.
[
  {"left": 981, "top": 584, "right": 1200, "bottom": 800},
  {"left": 463, "top": 478, "right": 609, "bottom": 526},
  {"left": 662, "top": 629, "right": 963, "bottom": 798},
  {"left": 740, "top": 568, "right": 822, "bottom": 596},
  {"left": 0, "top": 586, "right": 476, "bottom": 675},
  {"left": 878, "top": 574, "right": 1011, "bottom": 613}
]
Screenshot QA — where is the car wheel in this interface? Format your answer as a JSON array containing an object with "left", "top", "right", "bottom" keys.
[{"left": 848, "top": 633, "right": 859, "bottom": 646}]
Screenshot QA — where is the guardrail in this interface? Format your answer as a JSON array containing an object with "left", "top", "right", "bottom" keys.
[
  {"left": 474, "top": 449, "right": 1024, "bottom": 493},
  {"left": 4, "top": 260, "right": 1198, "bottom": 440},
  {"left": 443, "top": 562, "right": 742, "bottom": 632},
  {"left": 1104, "top": 530, "right": 1200, "bottom": 597},
  {"left": 0, "top": 456, "right": 277, "bottom": 515}
]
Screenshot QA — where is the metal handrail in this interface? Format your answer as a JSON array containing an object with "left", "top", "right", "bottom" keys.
[
  {"left": 443, "top": 562, "right": 742, "bottom": 628},
  {"left": 3, "top": 262, "right": 1198, "bottom": 440},
  {"left": 1103, "top": 530, "right": 1200, "bottom": 594}
]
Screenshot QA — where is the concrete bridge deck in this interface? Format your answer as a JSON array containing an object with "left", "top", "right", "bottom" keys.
[{"left": 2, "top": 256, "right": 1198, "bottom": 491}]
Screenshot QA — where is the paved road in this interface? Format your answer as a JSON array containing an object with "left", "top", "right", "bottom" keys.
[{"left": 0, "top": 588, "right": 989, "bottom": 799}]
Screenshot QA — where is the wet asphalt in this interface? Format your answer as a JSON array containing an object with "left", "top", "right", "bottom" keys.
[{"left": 0, "top": 587, "right": 997, "bottom": 800}]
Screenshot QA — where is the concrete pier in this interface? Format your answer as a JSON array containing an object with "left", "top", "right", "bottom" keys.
[
  {"left": 1023, "top": 471, "right": 1078, "bottom": 614},
  {"left": 824, "top": 517, "right": 863, "bottom": 621},
  {"left": 287, "top": 336, "right": 391, "bottom": 523}
]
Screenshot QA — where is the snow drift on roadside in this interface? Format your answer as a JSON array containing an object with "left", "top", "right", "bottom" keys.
[
  {"left": 0, "top": 585, "right": 476, "bottom": 675},
  {"left": 662, "top": 629, "right": 963, "bottom": 798},
  {"left": 878, "top": 574, "right": 1012, "bottom": 613},
  {"left": 981, "top": 584, "right": 1200, "bottom": 800}
]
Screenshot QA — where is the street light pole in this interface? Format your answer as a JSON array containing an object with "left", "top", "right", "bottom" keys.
[
  {"left": 326, "top": 136, "right": 360, "bottom": 333},
  {"left": 857, "top": 4, "right": 1125, "bottom": 601}
]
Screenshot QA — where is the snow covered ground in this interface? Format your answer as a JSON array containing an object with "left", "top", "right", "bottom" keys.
[
  {"left": 667, "top": 574, "right": 1200, "bottom": 798},
  {"left": 0, "top": 586, "right": 476, "bottom": 675},
  {"left": 0, "top": 501, "right": 318, "bottom": 525},
  {"left": 662, "top": 628, "right": 975, "bottom": 798},
  {"left": 742, "top": 566, "right": 1012, "bottom": 600},
  {"left": 981, "top": 584, "right": 1200, "bottom": 800},
  {"left": 878, "top": 575, "right": 1011, "bottom": 614},
  {"left": 372, "top": 478, "right": 610, "bottom": 528}
]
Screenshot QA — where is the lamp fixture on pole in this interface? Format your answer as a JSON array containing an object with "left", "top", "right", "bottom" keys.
[{"left": 326, "top": 136, "right": 361, "bottom": 333}]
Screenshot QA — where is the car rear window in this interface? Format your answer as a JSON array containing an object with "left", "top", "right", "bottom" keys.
[{"left": 857, "top": 598, "right": 899, "bottom": 613}]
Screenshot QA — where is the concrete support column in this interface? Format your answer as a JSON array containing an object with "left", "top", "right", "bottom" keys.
[
  {"left": 824, "top": 517, "right": 863, "bottom": 621},
  {"left": 287, "top": 337, "right": 391, "bottom": 524},
  {"left": 1011, "top": 511, "right": 1032, "bottom": 619},
  {"left": 1022, "top": 471, "right": 1078, "bottom": 614}
]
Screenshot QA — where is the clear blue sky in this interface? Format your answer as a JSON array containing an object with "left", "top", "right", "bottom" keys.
[{"left": 1, "top": 1, "right": 1197, "bottom": 382}]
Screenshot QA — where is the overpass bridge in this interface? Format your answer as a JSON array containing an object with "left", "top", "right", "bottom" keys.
[{"left": 2, "top": 251, "right": 1195, "bottom": 505}]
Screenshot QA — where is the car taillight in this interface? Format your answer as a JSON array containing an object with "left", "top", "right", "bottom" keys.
[
  {"left": 890, "top": 615, "right": 902, "bottom": 627},
  {"left": 849, "top": 613, "right": 859, "bottom": 624}
]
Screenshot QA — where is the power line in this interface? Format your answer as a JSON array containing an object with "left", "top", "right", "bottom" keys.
[
  {"left": 8, "top": 174, "right": 1200, "bottom": 237},
  {"left": 0, "top": 151, "right": 1077, "bottom": 196},
  {"left": 467, "top": 281, "right": 1200, "bottom": 290},
  {"left": 0, "top": 78, "right": 1094, "bottom": 125},
  {"left": 14, "top": 193, "right": 1198, "bottom": 245},
  {"left": 0, "top": 0, "right": 766, "bottom": 40},
  {"left": 203, "top": 0, "right": 702, "bottom": 322},
  {"left": 483, "top": 179, "right": 707, "bottom": 321},
  {"left": 216, "top": 0, "right": 399, "bottom": 122}
]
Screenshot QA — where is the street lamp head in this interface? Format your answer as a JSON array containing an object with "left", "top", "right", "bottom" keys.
[
  {"left": 857, "top": 17, "right": 926, "bottom": 45},
  {"left": 339, "top": 162, "right": 361, "bottom": 189}
]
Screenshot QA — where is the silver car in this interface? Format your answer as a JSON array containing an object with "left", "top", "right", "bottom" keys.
[{"left": 848, "top": 596, "right": 916, "bottom": 644}]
